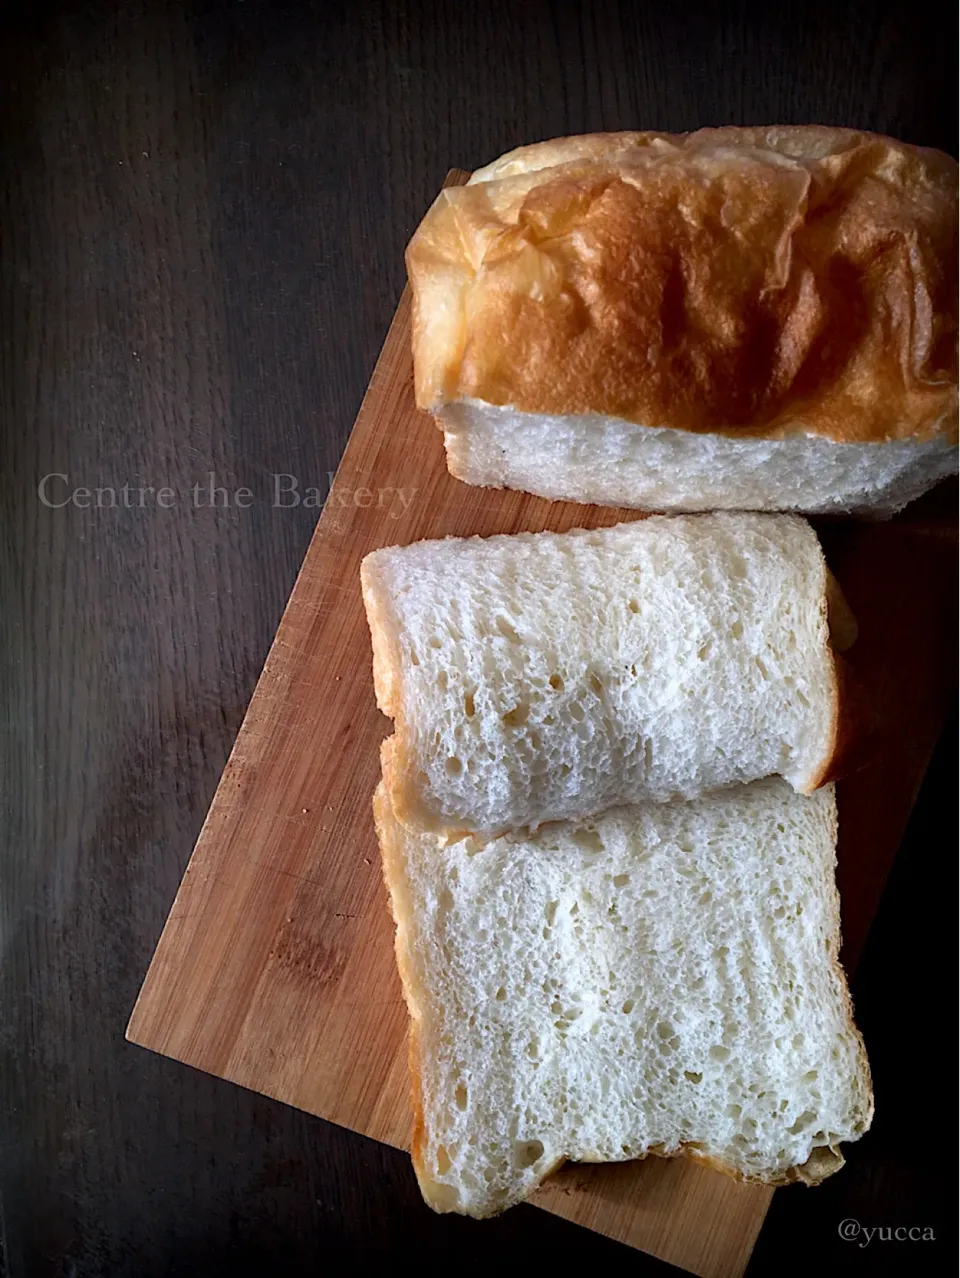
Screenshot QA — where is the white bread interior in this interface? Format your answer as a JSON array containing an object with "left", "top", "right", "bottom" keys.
[
  {"left": 361, "top": 513, "right": 839, "bottom": 839},
  {"left": 440, "top": 400, "right": 957, "bottom": 515},
  {"left": 375, "top": 778, "right": 873, "bottom": 1218}
]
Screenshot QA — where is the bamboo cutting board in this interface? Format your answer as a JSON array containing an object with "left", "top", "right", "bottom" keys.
[{"left": 127, "top": 174, "right": 957, "bottom": 1278}]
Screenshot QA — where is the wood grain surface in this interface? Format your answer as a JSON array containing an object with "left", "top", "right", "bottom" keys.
[{"left": 1, "top": 2, "right": 955, "bottom": 1276}]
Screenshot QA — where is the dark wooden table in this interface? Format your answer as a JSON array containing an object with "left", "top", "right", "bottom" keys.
[{"left": 1, "top": 2, "right": 955, "bottom": 1274}]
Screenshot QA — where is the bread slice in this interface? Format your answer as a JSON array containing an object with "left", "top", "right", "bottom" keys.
[
  {"left": 375, "top": 777, "right": 873, "bottom": 1218},
  {"left": 407, "top": 127, "right": 958, "bottom": 515},
  {"left": 361, "top": 513, "right": 841, "bottom": 839}
]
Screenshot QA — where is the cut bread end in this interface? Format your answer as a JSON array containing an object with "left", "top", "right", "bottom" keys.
[{"left": 437, "top": 401, "right": 958, "bottom": 517}]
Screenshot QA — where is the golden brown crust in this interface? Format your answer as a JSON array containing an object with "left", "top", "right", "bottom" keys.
[
  {"left": 540, "top": 1137, "right": 848, "bottom": 1198},
  {"left": 825, "top": 570, "right": 858, "bottom": 653},
  {"left": 809, "top": 573, "right": 862, "bottom": 786},
  {"left": 815, "top": 560, "right": 887, "bottom": 786},
  {"left": 810, "top": 648, "right": 881, "bottom": 790},
  {"left": 796, "top": 549, "right": 847, "bottom": 796},
  {"left": 408, "top": 127, "right": 958, "bottom": 445},
  {"left": 407, "top": 1022, "right": 429, "bottom": 1190}
]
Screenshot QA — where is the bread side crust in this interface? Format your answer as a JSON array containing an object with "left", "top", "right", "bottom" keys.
[
  {"left": 569, "top": 1139, "right": 846, "bottom": 1188},
  {"left": 803, "top": 570, "right": 855, "bottom": 792},
  {"left": 817, "top": 790, "right": 876, "bottom": 1140},
  {"left": 373, "top": 783, "right": 445, "bottom": 1209},
  {"left": 360, "top": 554, "right": 403, "bottom": 719},
  {"left": 786, "top": 530, "right": 842, "bottom": 795},
  {"left": 825, "top": 569, "right": 858, "bottom": 653},
  {"left": 668, "top": 1140, "right": 845, "bottom": 1187},
  {"left": 380, "top": 735, "right": 455, "bottom": 838},
  {"left": 810, "top": 571, "right": 878, "bottom": 790},
  {"left": 408, "top": 126, "right": 958, "bottom": 447},
  {"left": 363, "top": 555, "right": 448, "bottom": 835}
]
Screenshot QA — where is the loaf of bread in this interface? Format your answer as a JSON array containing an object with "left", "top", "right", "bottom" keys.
[
  {"left": 361, "top": 512, "right": 843, "bottom": 839},
  {"left": 407, "top": 127, "right": 958, "bottom": 514},
  {"left": 376, "top": 777, "right": 873, "bottom": 1217}
]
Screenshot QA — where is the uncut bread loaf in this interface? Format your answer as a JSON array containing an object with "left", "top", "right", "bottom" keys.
[
  {"left": 375, "top": 777, "right": 873, "bottom": 1217},
  {"left": 361, "top": 512, "right": 843, "bottom": 839},
  {"left": 407, "top": 127, "right": 958, "bottom": 515}
]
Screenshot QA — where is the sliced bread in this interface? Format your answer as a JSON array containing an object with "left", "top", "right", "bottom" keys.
[
  {"left": 361, "top": 512, "right": 841, "bottom": 839},
  {"left": 375, "top": 777, "right": 873, "bottom": 1218}
]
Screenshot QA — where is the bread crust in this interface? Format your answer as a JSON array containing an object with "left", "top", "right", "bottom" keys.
[
  {"left": 810, "top": 568, "right": 879, "bottom": 789},
  {"left": 408, "top": 127, "right": 958, "bottom": 447},
  {"left": 809, "top": 651, "right": 867, "bottom": 790},
  {"left": 364, "top": 553, "right": 445, "bottom": 834},
  {"left": 359, "top": 556, "right": 402, "bottom": 720},
  {"left": 800, "top": 553, "right": 840, "bottom": 792},
  {"left": 374, "top": 783, "right": 439, "bottom": 1207},
  {"left": 381, "top": 735, "right": 467, "bottom": 837},
  {"left": 666, "top": 1140, "right": 846, "bottom": 1187}
]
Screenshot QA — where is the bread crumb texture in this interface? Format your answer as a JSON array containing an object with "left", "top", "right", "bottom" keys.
[
  {"left": 379, "top": 778, "right": 872, "bottom": 1217},
  {"left": 364, "top": 513, "right": 836, "bottom": 836}
]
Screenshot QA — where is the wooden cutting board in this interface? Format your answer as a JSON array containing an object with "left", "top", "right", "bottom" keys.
[{"left": 127, "top": 173, "right": 957, "bottom": 1278}]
